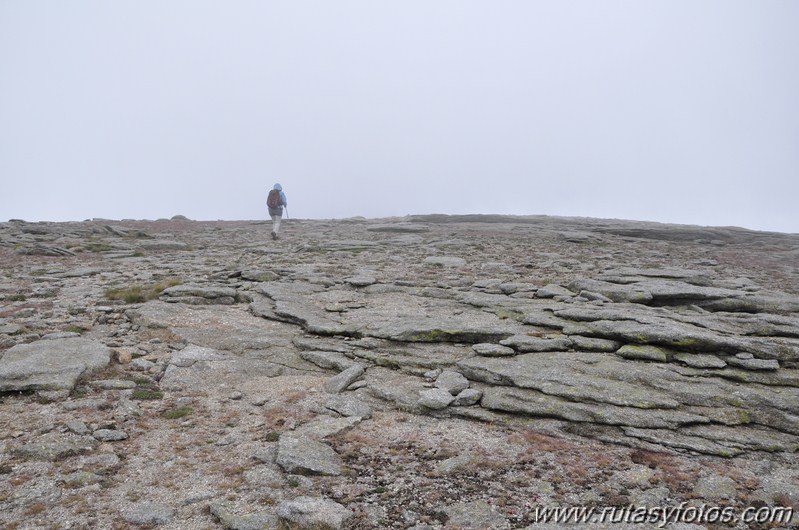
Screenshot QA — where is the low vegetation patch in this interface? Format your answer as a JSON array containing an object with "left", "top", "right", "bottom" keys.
[
  {"left": 104, "top": 277, "right": 181, "bottom": 304},
  {"left": 83, "top": 243, "right": 113, "bottom": 253},
  {"left": 161, "top": 406, "right": 192, "bottom": 420},
  {"left": 127, "top": 370, "right": 161, "bottom": 401},
  {"left": 264, "top": 431, "right": 280, "bottom": 442},
  {"left": 131, "top": 387, "right": 163, "bottom": 401}
]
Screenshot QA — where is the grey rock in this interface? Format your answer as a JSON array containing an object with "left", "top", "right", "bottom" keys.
[
  {"left": 424, "top": 256, "right": 466, "bottom": 267},
  {"left": 436, "top": 454, "right": 472, "bottom": 475},
  {"left": 418, "top": 388, "right": 455, "bottom": 410},
  {"left": 472, "top": 343, "right": 516, "bottom": 356},
  {"left": 345, "top": 274, "right": 377, "bottom": 287},
  {"left": 253, "top": 446, "right": 278, "bottom": 464},
  {"left": 619, "top": 426, "right": 745, "bottom": 457},
  {"left": 42, "top": 331, "right": 81, "bottom": 340},
  {"left": 424, "top": 368, "right": 443, "bottom": 380},
  {"left": 295, "top": 416, "right": 361, "bottom": 439},
  {"left": 367, "top": 223, "right": 430, "bottom": 233},
  {"left": 276, "top": 496, "right": 352, "bottom": 529},
  {"left": 299, "top": 350, "right": 356, "bottom": 372},
  {"left": 325, "top": 394, "right": 373, "bottom": 419},
  {"left": 275, "top": 434, "right": 343, "bottom": 476},
  {"left": 674, "top": 353, "right": 727, "bottom": 369},
  {"left": 697, "top": 292, "right": 799, "bottom": 313},
  {"left": 568, "top": 278, "right": 654, "bottom": 304},
  {"left": 169, "top": 344, "right": 227, "bottom": 367},
  {"left": 452, "top": 388, "right": 483, "bottom": 406},
  {"left": 635, "top": 278, "right": 742, "bottom": 303},
  {"left": 725, "top": 356, "right": 780, "bottom": 371},
  {"left": 434, "top": 370, "right": 470, "bottom": 395},
  {"left": 692, "top": 474, "right": 738, "bottom": 500},
  {"left": 367, "top": 368, "right": 430, "bottom": 412},
  {"left": 611, "top": 465, "right": 656, "bottom": 489},
  {"left": 458, "top": 349, "right": 799, "bottom": 443},
  {"left": 324, "top": 364, "right": 365, "bottom": 394},
  {"left": 65, "top": 420, "right": 90, "bottom": 435},
  {"left": 12, "top": 433, "right": 99, "bottom": 461},
  {"left": 250, "top": 395, "right": 270, "bottom": 407},
  {"left": 369, "top": 322, "right": 517, "bottom": 344},
  {"left": 93, "top": 429, "right": 129, "bottom": 442},
  {"left": 616, "top": 344, "right": 673, "bottom": 362},
  {"left": 560, "top": 311, "right": 792, "bottom": 360},
  {"left": 140, "top": 239, "right": 189, "bottom": 251},
  {"left": 122, "top": 502, "right": 175, "bottom": 526},
  {"left": 480, "top": 385, "right": 703, "bottom": 430},
  {"left": 243, "top": 465, "right": 286, "bottom": 488},
  {"left": 63, "top": 398, "right": 108, "bottom": 410},
  {"left": 535, "top": 284, "right": 576, "bottom": 299},
  {"left": 80, "top": 452, "right": 121, "bottom": 473},
  {"left": 753, "top": 477, "right": 799, "bottom": 507},
  {"left": 160, "top": 284, "right": 238, "bottom": 305},
  {"left": 500, "top": 335, "right": 572, "bottom": 353},
  {"left": 443, "top": 500, "right": 509, "bottom": 529},
  {"left": 113, "top": 397, "right": 142, "bottom": 420},
  {"left": 61, "top": 470, "right": 105, "bottom": 488},
  {"left": 570, "top": 336, "right": 622, "bottom": 352},
  {"left": 631, "top": 486, "right": 671, "bottom": 507},
  {"left": 286, "top": 474, "right": 315, "bottom": 489},
  {"left": 17, "top": 245, "right": 76, "bottom": 256},
  {"left": 0, "top": 337, "right": 111, "bottom": 392},
  {"left": 131, "top": 358, "right": 155, "bottom": 371},
  {"left": 0, "top": 323, "right": 24, "bottom": 335},
  {"left": 90, "top": 378, "right": 137, "bottom": 390},
  {"left": 579, "top": 290, "right": 613, "bottom": 302},
  {"left": 598, "top": 266, "right": 712, "bottom": 281},
  {"left": 241, "top": 269, "right": 280, "bottom": 282}
]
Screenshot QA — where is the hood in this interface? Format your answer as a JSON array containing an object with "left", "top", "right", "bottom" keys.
[{"left": 273, "top": 183, "right": 282, "bottom": 191}]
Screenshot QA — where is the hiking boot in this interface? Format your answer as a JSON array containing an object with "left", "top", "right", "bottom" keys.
[{"left": 271, "top": 231, "right": 277, "bottom": 240}]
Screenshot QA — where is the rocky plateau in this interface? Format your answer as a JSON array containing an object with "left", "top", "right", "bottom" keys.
[{"left": 1, "top": 214, "right": 798, "bottom": 529}]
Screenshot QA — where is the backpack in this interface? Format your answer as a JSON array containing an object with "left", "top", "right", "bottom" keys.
[{"left": 267, "top": 189, "right": 281, "bottom": 208}]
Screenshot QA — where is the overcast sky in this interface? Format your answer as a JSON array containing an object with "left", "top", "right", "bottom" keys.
[{"left": 1, "top": 1, "right": 797, "bottom": 233}]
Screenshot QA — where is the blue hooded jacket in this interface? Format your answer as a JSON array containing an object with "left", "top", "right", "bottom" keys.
[{"left": 271, "top": 183, "right": 287, "bottom": 208}]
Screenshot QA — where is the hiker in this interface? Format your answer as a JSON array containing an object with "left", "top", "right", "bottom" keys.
[{"left": 266, "top": 183, "right": 288, "bottom": 240}]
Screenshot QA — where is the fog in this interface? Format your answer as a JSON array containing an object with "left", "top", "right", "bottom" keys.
[{"left": 2, "top": 1, "right": 797, "bottom": 233}]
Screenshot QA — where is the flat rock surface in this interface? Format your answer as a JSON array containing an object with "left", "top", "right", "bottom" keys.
[
  {"left": 1, "top": 215, "right": 799, "bottom": 529},
  {"left": 0, "top": 337, "right": 111, "bottom": 391}
]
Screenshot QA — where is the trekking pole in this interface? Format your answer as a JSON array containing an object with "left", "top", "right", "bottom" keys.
[{"left": 284, "top": 207, "right": 289, "bottom": 219}]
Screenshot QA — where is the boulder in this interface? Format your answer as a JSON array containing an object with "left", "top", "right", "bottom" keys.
[
  {"left": 418, "top": 388, "right": 455, "bottom": 410},
  {"left": 210, "top": 503, "right": 280, "bottom": 530},
  {"left": 0, "top": 337, "right": 111, "bottom": 392},
  {"left": 276, "top": 496, "right": 352, "bottom": 529},
  {"left": 434, "top": 370, "right": 470, "bottom": 395},
  {"left": 275, "top": 435, "right": 343, "bottom": 476},
  {"left": 324, "top": 364, "right": 365, "bottom": 394}
]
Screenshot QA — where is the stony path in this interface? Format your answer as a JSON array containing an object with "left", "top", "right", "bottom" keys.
[{"left": 0, "top": 215, "right": 798, "bottom": 529}]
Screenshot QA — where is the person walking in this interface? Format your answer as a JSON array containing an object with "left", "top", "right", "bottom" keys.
[{"left": 266, "top": 183, "right": 288, "bottom": 240}]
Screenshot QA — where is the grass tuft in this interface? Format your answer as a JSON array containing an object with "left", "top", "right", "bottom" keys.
[
  {"left": 161, "top": 406, "right": 192, "bottom": 419},
  {"left": 104, "top": 277, "right": 181, "bottom": 304},
  {"left": 132, "top": 388, "right": 163, "bottom": 401}
]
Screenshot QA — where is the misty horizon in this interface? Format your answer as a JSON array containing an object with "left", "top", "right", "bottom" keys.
[{"left": 2, "top": 2, "right": 797, "bottom": 234}]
